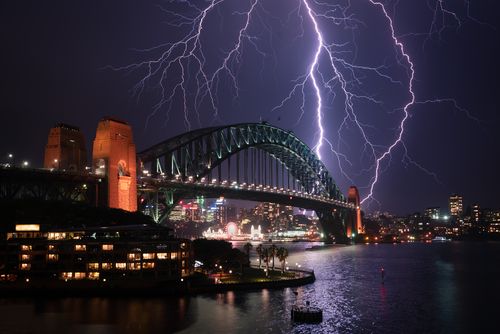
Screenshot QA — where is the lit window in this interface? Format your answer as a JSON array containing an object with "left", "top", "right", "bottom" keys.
[
  {"left": 15, "top": 224, "right": 40, "bottom": 232},
  {"left": 142, "top": 253, "right": 155, "bottom": 260},
  {"left": 127, "top": 253, "right": 141, "bottom": 261},
  {"left": 102, "top": 244, "right": 113, "bottom": 251},
  {"left": 142, "top": 262, "right": 155, "bottom": 269},
  {"left": 87, "top": 263, "right": 99, "bottom": 270},
  {"left": 47, "top": 254, "right": 59, "bottom": 262},
  {"left": 48, "top": 244, "right": 56, "bottom": 251},
  {"left": 156, "top": 253, "right": 168, "bottom": 260},
  {"left": 182, "top": 260, "right": 186, "bottom": 267},
  {"left": 48, "top": 232, "right": 66, "bottom": 240},
  {"left": 20, "top": 254, "right": 31, "bottom": 261},
  {"left": 181, "top": 243, "right": 186, "bottom": 249},
  {"left": 61, "top": 272, "right": 73, "bottom": 280},
  {"left": 75, "top": 244, "right": 86, "bottom": 251},
  {"left": 21, "top": 245, "right": 32, "bottom": 251},
  {"left": 101, "top": 263, "right": 112, "bottom": 270},
  {"left": 171, "top": 252, "right": 177, "bottom": 260},
  {"left": 20, "top": 263, "right": 31, "bottom": 270},
  {"left": 115, "top": 263, "right": 126, "bottom": 270},
  {"left": 0, "top": 274, "right": 17, "bottom": 281},
  {"left": 127, "top": 263, "right": 141, "bottom": 270},
  {"left": 88, "top": 272, "right": 100, "bottom": 280},
  {"left": 74, "top": 272, "right": 86, "bottom": 280}
]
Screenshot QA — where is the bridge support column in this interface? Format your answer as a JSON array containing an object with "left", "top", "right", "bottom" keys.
[
  {"left": 347, "top": 186, "right": 363, "bottom": 236},
  {"left": 316, "top": 208, "right": 349, "bottom": 244},
  {"left": 92, "top": 117, "right": 137, "bottom": 212}
]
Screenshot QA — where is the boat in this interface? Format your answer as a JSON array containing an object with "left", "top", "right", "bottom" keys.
[
  {"left": 291, "top": 301, "right": 323, "bottom": 323},
  {"left": 305, "top": 244, "right": 338, "bottom": 251},
  {"left": 432, "top": 236, "right": 451, "bottom": 242}
]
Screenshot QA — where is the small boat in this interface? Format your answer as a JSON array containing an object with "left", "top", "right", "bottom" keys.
[
  {"left": 432, "top": 236, "right": 451, "bottom": 242},
  {"left": 291, "top": 301, "right": 323, "bottom": 323},
  {"left": 305, "top": 244, "right": 337, "bottom": 251}
]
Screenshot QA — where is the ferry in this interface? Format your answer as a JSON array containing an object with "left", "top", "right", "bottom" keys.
[{"left": 431, "top": 236, "right": 451, "bottom": 242}]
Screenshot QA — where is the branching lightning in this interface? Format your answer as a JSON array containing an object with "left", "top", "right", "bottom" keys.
[{"left": 115, "top": 0, "right": 483, "bottom": 211}]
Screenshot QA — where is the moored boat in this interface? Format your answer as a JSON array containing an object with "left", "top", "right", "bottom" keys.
[{"left": 291, "top": 302, "right": 323, "bottom": 323}]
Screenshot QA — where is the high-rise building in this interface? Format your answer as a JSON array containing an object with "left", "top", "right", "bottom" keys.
[
  {"left": 472, "top": 204, "right": 481, "bottom": 223},
  {"left": 92, "top": 117, "right": 137, "bottom": 212},
  {"left": 214, "top": 197, "right": 227, "bottom": 226},
  {"left": 44, "top": 123, "right": 87, "bottom": 172},
  {"left": 449, "top": 194, "right": 463, "bottom": 217},
  {"left": 425, "top": 207, "right": 440, "bottom": 220}
]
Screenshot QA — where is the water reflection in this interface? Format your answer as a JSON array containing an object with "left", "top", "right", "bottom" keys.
[
  {"left": 1, "top": 243, "right": 499, "bottom": 333},
  {"left": 0, "top": 297, "right": 194, "bottom": 334}
]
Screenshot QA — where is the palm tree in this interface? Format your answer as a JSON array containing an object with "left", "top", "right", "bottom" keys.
[
  {"left": 262, "top": 247, "right": 270, "bottom": 277},
  {"left": 276, "top": 247, "right": 289, "bottom": 273},
  {"left": 269, "top": 244, "right": 277, "bottom": 272},
  {"left": 256, "top": 244, "right": 263, "bottom": 268},
  {"left": 243, "top": 242, "right": 253, "bottom": 266}
]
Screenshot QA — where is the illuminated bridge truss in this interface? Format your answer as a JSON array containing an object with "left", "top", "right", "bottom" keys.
[
  {"left": 138, "top": 123, "right": 355, "bottom": 240},
  {"left": 0, "top": 167, "right": 105, "bottom": 206}
]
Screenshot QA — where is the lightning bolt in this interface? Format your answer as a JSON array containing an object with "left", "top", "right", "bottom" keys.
[
  {"left": 115, "top": 0, "right": 484, "bottom": 211},
  {"left": 110, "top": 0, "right": 264, "bottom": 130},
  {"left": 359, "top": 0, "right": 414, "bottom": 205}
]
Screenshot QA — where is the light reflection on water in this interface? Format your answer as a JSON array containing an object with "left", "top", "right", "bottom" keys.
[{"left": 0, "top": 242, "right": 499, "bottom": 333}]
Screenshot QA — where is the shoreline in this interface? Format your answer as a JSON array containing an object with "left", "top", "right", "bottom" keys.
[{"left": 0, "top": 269, "right": 315, "bottom": 298}]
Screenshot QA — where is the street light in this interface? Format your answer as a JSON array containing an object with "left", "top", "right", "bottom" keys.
[{"left": 22, "top": 161, "right": 29, "bottom": 167}]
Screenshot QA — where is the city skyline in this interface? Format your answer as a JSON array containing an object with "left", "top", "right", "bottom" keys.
[{"left": 1, "top": 0, "right": 499, "bottom": 215}]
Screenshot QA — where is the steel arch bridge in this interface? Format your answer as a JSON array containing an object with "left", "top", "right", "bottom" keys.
[{"left": 137, "top": 122, "right": 356, "bottom": 241}]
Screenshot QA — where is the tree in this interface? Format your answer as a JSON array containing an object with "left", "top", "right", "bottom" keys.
[
  {"left": 261, "top": 247, "right": 270, "bottom": 277},
  {"left": 276, "top": 247, "right": 289, "bottom": 273},
  {"left": 231, "top": 248, "right": 247, "bottom": 274},
  {"left": 269, "top": 244, "right": 277, "bottom": 271},
  {"left": 256, "top": 244, "right": 263, "bottom": 268},
  {"left": 243, "top": 242, "right": 253, "bottom": 266}
]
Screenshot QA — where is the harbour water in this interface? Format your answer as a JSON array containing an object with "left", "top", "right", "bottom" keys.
[{"left": 1, "top": 242, "right": 498, "bottom": 333}]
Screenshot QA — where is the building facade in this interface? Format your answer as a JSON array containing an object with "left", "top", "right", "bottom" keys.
[
  {"left": 0, "top": 223, "right": 192, "bottom": 285},
  {"left": 449, "top": 194, "right": 463, "bottom": 217}
]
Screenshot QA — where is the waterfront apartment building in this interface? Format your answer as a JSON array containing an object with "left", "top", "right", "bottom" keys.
[{"left": 0, "top": 223, "right": 192, "bottom": 285}]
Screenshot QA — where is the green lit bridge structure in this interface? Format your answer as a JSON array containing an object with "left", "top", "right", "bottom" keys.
[{"left": 137, "top": 123, "right": 356, "bottom": 241}]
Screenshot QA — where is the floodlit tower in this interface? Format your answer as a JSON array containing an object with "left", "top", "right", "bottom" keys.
[
  {"left": 44, "top": 123, "right": 87, "bottom": 172},
  {"left": 92, "top": 117, "right": 137, "bottom": 212},
  {"left": 347, "top": 186, "right": 363, "bottom": 236}
]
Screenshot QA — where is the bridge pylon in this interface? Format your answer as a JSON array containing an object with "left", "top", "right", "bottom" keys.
[{"left": 92, "top": 117, "right": 137, "bottom": 212}]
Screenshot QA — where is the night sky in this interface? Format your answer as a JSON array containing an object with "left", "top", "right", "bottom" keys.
[{"left": 1, "top": 0, "right": 499, "bottom": 215}]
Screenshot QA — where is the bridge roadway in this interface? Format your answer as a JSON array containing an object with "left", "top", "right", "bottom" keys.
[{"left": 138, "top": 176, "right": 355, "bottom": 212}]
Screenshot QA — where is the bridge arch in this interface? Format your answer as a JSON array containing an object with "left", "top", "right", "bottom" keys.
[
  {"left": 137, "top": 123, "right": 355, "bottom": 241},
  {"left": 138, "top": 122, "right": 344, "bottom": 201}
]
